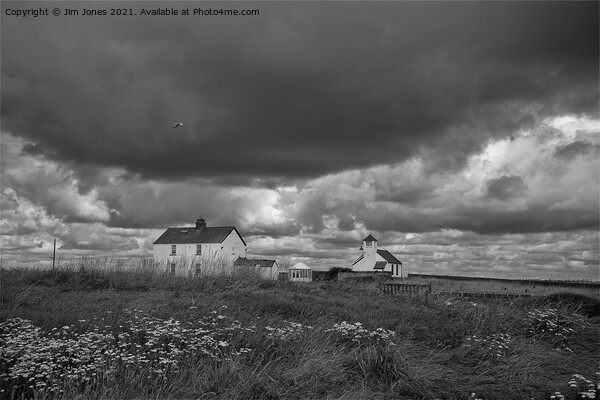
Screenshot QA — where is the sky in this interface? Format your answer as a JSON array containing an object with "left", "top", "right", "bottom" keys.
[{"left": 1, "top": 1, "right": 599, "bottom": 280}]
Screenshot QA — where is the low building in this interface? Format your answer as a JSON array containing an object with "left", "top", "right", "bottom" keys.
[
  {"left": 153, "top": 217, "right": 247, "bottom": 276},
  {"left": 352, "top": 234, "right": 402, "bottom": 278},
  {"left": 289, "top": 262, "right": 313, "bottom": 282},
  {"left": 233, "top": 257, "right": 279, "bottom": 280}
]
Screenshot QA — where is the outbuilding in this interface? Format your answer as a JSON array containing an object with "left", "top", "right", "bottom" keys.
[
  {"left": 289, "top": 262, "right": 313, "bottom": 282},
  {"left": 233, "top": 257, "right": 279, "bottom": 280}
]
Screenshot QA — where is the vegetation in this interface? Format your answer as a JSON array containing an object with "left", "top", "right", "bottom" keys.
[
  {"left": 407, "top": 276, "right": 600, "bottom": 300},
  {"left": 0, "top": 261, "right": 599, "bottom": 400},
  {"left": 326, "top": 267, "right": 353, "bottom": 280}
]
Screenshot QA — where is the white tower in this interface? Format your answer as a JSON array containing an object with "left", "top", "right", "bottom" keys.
[{"left": 362, "top": 234, "right": 377, "bottom": 266}]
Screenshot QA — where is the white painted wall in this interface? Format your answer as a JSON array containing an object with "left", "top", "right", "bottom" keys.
[
  {"left": 353, "top": 252, "right": 402, "bottom": 276},
  {"left": 236, "top": 262, "right": 279, "bottom": 280},
  {"left": 391, "top": 262, "right": 402, "bottom": 278},
  {"left": 352, "top": 239, "right": 378, "bottom": 272},
  {"left": 153, "top": 230, "right": 247, "bottom": 276}
]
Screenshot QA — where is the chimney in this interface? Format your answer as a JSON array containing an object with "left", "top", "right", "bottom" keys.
[{"left": 195, "top": 217, "right": 206, "bottom": 229}]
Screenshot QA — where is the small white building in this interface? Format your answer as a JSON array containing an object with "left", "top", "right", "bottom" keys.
[
  {"left": 153, "top": 217, "right": 247, "bottom": 276},
  {"left": 233, "top": 257, "right": 279, "bottom": 280},
  {"left": 352, "top": 234, "right": 402, "bottom": 278},
  {"left": 289, "top": 262, "right": 312, "bottom": 282}
]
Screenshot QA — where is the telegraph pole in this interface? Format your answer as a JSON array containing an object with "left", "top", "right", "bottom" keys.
[{"left": 50, "top": 239, "right": 56, "bottom": 269}]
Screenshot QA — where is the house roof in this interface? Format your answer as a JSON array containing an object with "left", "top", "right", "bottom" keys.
[
  {"left": 234, "top": 257, "right": 277, "bottom": 268},
  {"left": 374, "top": 261, "right": 387, "bottom": 270},
  {"left": 377, "top": 250, "right": 402, "bottom": 264},
  {"left": 363, "top": 234, "right": 378, "bottom": 242},
  {"left": 352, "top": 254, "right": 364, "bottom": 266},
  {"left": 153, "top": 226, "right": 247, "bottom": 246},
  {"left": 291, "top": 262, "right": 311, "bottom": 270}
]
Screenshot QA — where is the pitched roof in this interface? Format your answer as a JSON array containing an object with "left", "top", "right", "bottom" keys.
[
  {"left": 291, "top": 262, "right": 311, "bottom": 270},
  {"left": 234, "top": 257, "right": 277, "bottom": 268},
  {"left": 373, "top": 261, "right": 387, "bottom": 270},
  {"left": 377, "top": 250, "right": 402, "bottom": 264},
  {"left": 153, "top": 226, "right": 247, "bottom": 246},
  {"left": 363, "top": 234, "right": 378, "bottom": 242},
  {"left": 352, "top": 254, "right": 364, "bottom": 266}
]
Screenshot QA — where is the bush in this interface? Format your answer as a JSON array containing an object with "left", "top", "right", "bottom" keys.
[{"left": 327, "top": 267, "right": 353, "bottom": 280}]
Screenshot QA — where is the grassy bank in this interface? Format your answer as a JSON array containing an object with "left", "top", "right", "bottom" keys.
[
  {"left": 406, "top": 275, "right": 600, "bottom": 300},
  {"left": 1, "top": 263, "right": 599, "bottom": 400}
]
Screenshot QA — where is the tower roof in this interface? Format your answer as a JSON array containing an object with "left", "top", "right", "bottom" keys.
[{"left": 363, "top": 234, "right": 378, "bottom": 242}]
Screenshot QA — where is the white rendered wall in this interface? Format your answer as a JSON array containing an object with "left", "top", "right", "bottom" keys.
[{"left": 153, "top": 231, "right": 247, "bottom": 276}]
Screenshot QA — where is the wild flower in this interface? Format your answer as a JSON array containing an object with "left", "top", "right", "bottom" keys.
[
  {"left": 264, "top": 321, "right": 313, "bottom": 341},
  {"left": 0, "top": 308, "right": 253, "bottom": 398},
  {"left": 325, "top": 321, "right": 396, "bottom": 347},
  {"left": 567, "top": 373, "right": 598, "bottom": 399},
  {"left": 464, "top": 333, "right": 514, "bottom": 358},
  {"left": 524, "top": 308, "right": 589, "bottom": 352}
]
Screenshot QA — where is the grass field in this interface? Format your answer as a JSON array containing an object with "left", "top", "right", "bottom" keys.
[
  {"left": 406, "top": 276, "right": 600, "bottom": 300},
  {"left": 1, "top": 262, "right": 599, "bottom": 400}
]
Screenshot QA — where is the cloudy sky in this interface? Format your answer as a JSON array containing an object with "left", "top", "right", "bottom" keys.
[{"left": 1, "top": 1, "right": 599, "bottom": 279}]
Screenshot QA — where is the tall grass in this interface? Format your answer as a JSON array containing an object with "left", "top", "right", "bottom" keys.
[
  {"left": 408, "top": 276, "right": 600, "bottom": 300},
  {"left": 1, "top": 257, "right": 599, "bottom": 400}
]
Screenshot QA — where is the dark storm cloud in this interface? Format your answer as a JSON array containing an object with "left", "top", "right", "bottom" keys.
[
  {"left": 361, "top": 204, "right": 600, "bottom": 236},
  {"left": 554, "top": 140, "right": 599, "bottom": 160},
  {"left": 486, "top": 175, "right": 528, "bottom": 201},
  {"left": 2, "top": 1, "right": 598, "bottom": 183}
]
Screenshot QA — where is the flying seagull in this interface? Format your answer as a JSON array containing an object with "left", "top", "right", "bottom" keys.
[{"left": 173, "top": 122, "right": 183, "bottom": 129}]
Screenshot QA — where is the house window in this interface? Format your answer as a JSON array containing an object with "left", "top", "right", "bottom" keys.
[
  {"left": 171, "top": 245, "right": 176, "bottom": 255},
  {"left": 196, "top": 244, "right": 202, "bottom": 255},
  {"left": 195, "top": 263, "right": 201, "bottom": 276},
  {"left": 232, "top": 246, "right": 235, "bottom": 255},
  {"left": 169, "top": 263, "right": 176, "bottom": 275}
]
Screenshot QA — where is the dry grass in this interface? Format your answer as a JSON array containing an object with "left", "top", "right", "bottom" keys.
[
  {"left": 407, "top": 276, "right": 600, "bottom": 299},
  {"left": 0, "top": 260, "right": 599, "bottom": 400}
]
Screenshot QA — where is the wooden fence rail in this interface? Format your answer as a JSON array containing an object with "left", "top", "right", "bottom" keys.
[
  {"left": 379, "top": 282, "right": 431, "bottom": 296},
  {"left": 435, "top": 291, "right": 536, "bottom": 299}
]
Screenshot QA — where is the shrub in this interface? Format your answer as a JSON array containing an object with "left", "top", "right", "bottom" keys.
[{"left": 327, "top": 267, "right": 352, "bottom": 280}]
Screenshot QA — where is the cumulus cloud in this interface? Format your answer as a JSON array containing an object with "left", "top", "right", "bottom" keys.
[
  {"left": 554, "top": 140, "right": 599, "bottom": 160},
  {"left": 1, "top": 135, "right": 110, "bottom": 223},
  {"left": 2, "top": 2, "right": 598, "bottom": 181},
  {"left": 486, "top": 175, "right": 528, "bottom": 201},
  {"left": 1, "top": 2, "right": 598, "bottom": 279}
]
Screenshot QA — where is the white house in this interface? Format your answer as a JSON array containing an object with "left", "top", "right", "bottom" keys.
[
  {"left": 153, "top": 217, "right": 247, "bottom": 276},
  {"left": 233, "top": 257, "right": 279, "bottom": 280},
  {"left": 289, "top": 262, "right": 312, "bottom": 282},
  {"left": 352, "top": 234, "right": 402, "bottom": 278}
]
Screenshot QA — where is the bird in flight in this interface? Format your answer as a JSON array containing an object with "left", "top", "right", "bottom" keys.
[{"left": 173, "top": 122, "right": 183, "bottom": 129}]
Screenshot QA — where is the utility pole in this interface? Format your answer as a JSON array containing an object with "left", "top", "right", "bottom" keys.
[{"left": 50, "top": 239, "right": 56, "bottom": 269}]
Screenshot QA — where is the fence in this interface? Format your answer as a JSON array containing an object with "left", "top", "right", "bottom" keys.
[
  {"left": 435, "top": 291, "right": 535, "bottom": 299},
  {"left": 379, "top": 282, "right": 431, "bottom": 296},
  {"left": 338, "top": 271, "right": 391, "bottom": 281},
  {"left": 407, "top": 273, "right": 600, "bottom": 289}
]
